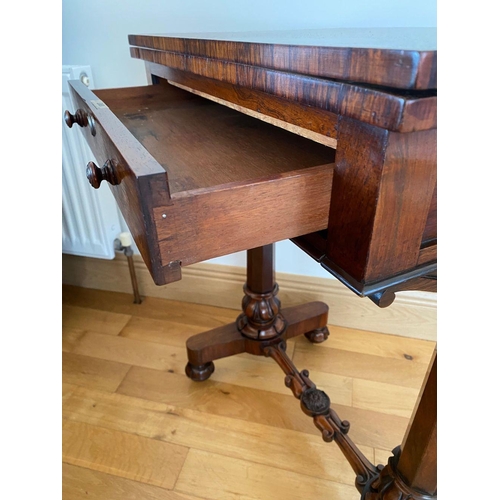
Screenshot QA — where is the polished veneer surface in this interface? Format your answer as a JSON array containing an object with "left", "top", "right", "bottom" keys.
[{"left": 129, "top": 28, "right": 436, "bottom": 90}]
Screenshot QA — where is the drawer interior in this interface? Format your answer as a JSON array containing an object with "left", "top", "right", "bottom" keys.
[{"left": 94, "top": 80, "right": 335, "bottom": 195}]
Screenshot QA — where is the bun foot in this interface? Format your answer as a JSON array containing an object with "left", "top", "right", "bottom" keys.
[
  {"left": 185, "top": 361, "right": 215, "bottom": 381},
  {"left": 304, "top": 326, "right": 330, "bottom": 344}
]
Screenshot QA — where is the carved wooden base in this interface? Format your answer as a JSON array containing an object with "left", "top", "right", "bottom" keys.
[
  {"left": 362, "top": 448, "right": 436, "bottom": 500},
  {"left": 183, "top": 245, "right": 436, "bottom": 499},
  {"left": 185, "top": 301, "right": 329, "bottom": 379}
]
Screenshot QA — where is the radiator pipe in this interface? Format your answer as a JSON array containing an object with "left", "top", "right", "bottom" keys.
[{"left": 114, "top": 232, "right": 142, "bottom": 304}]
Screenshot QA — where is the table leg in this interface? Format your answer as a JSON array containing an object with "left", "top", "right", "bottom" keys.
[{"left": 364, "top": 350, "right": 437, "bottom": 499}]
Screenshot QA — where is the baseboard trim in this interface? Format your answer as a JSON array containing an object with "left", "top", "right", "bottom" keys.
[{"left": 62, "top": 253, "right": 436, "bottom": 341}]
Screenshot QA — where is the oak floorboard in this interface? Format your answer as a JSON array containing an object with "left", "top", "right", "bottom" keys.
[
  {"left": 62, "top": 304, "right": 132, "bottom": 335},
  {"left": 117, "top": 366, "right": 409, "bottom": 450},
  {"left": 292, "top": 344, "right": 428, "bottom": 389},
  {"left": 212, "top": 354, "right": 351, "bottom": 403},
  {"left": 62, "top": 464, "right": 205, "bottom": 500},
  {"left": 62, "top": 419, "right": 189, "bottom": 489},
  {"left": 174, "top": 449, "right": 360, "bottom": 500},
  {"left": 62, "top": 351, "right": 131, "bottom": 392},
  {"left": 119, "top": 316, "right": 208, "bottom": 346},
  {"left": 63, "top": 383, "right": 372, "bottom": 485},
  {"left": 352, "top": 378, "right": 420, "bottom": 418},
  {"left": 293, "top": 325, "right": 435, "bottom": 364},
  {"left": 62, "top": 285, "right": 237, "bottom": 328},
  {"left": 62, "top": 327, "right": 86, "bottom": 353},
  {"left": 73, "top": 331, "right": 187, "bottom": 373}
]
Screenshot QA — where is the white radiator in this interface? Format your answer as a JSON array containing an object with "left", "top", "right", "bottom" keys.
[{"left": 62, "top": 65, "right": 121, "bottom": 259}]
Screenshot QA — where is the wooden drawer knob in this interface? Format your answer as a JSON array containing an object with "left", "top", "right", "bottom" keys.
[
  {"left": 86, "top": 160, "right": 119, "bottom": 189},
  {"left": 64, "top": 109, "right": 96, "bottom": 136}
]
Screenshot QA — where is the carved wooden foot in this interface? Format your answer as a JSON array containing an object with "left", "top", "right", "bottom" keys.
[
  {"left": 304, "top": 326, "right": 330, "bottom": 343},
  {"left": 186, "top": 322, "right": 247, "bottom": 373},
  {"left": 185, "top": 361, "right": 215, "bottom": 382}
]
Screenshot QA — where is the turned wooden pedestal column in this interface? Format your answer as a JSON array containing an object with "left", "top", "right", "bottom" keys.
[
  {"left": 185, "top": 244, "right": 329, "bottom": 381},
  {"left": 184, "top": 244, "right": 437, "bottom": 499}
]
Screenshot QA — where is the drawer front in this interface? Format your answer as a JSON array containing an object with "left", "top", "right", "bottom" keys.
[
  {"left": 66, "top": 80, "right": 178, "bottom": 285},
  {"left": 66, "top": 79, "right": 336, "bottom": 286},
  {"left": 154, "top": 165, "right": 334, "bottom": 267}
]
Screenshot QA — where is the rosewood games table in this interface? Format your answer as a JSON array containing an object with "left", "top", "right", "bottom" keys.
[{"left": 64, "top": 28, "right": 437, "bottom": 499}]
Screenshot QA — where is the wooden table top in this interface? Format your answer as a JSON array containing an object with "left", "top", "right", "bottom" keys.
[{"left": 129, "top": 28, "right": 436, "bottom": 90}]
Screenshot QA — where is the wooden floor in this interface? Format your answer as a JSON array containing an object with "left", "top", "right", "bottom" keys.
[{"left": 62, "top": 285, "right": 436, "bottom": 500}]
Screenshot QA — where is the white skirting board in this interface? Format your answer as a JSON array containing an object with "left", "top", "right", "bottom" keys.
[{"left": 62, "top": 253, "right": 437, "bottom": 342}]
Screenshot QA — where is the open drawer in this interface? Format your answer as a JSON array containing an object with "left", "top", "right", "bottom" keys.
[{"left": 65, "top": 78, "right": 335, "bottom": 285}]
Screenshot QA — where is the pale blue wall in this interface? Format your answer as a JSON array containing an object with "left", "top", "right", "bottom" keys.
[
  {"left": 63, "top": 0, "right": 436, "bottom": 90},
  {"left": 62, "top": 0, "right": 436, "bottom": 277}
]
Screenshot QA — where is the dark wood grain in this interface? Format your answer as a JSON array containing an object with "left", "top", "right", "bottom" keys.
[
  {"left": 237, "top": 246, "right": 286, "bottom": 340},
  {"left": 93, "top": 77, "right": 197, "bottom": 108},
  {"left": 367, "top": 276, "right": 437, "bottom": 308},
  {"left": 153, "top": 165, "right": 333, "bottom": 267},
  {"left": 130, "top": 47, "right": 436, "bottom": 133},
  {"left": 128, "top": 33, "right": 437, "bottom": 298},
  {"left": 247, "top": 245, "right": 275, "bottom": 294},
  {"left": 104, "top": 84, "right": 335, "bottom": 193},
  {"left": 325, "top": 117, "right": 437, "bottom": 286},
  {"left": 184, "top": 302, "right": 329, "bottom": 367},
  {"left": 422, "top": 186, "right": 437, "bottom": 244},
  {"left": 417, "top": 244, "right": 437, "bottom": 266},
  {"left": 146, "top": 63, "right": 339, "bottom": 143},
  {"left": 398, "top": 351, "right": 437, "bottom": 494},
  {"left": 129, "top": 28, "right": 436, "bottom": 90}
]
